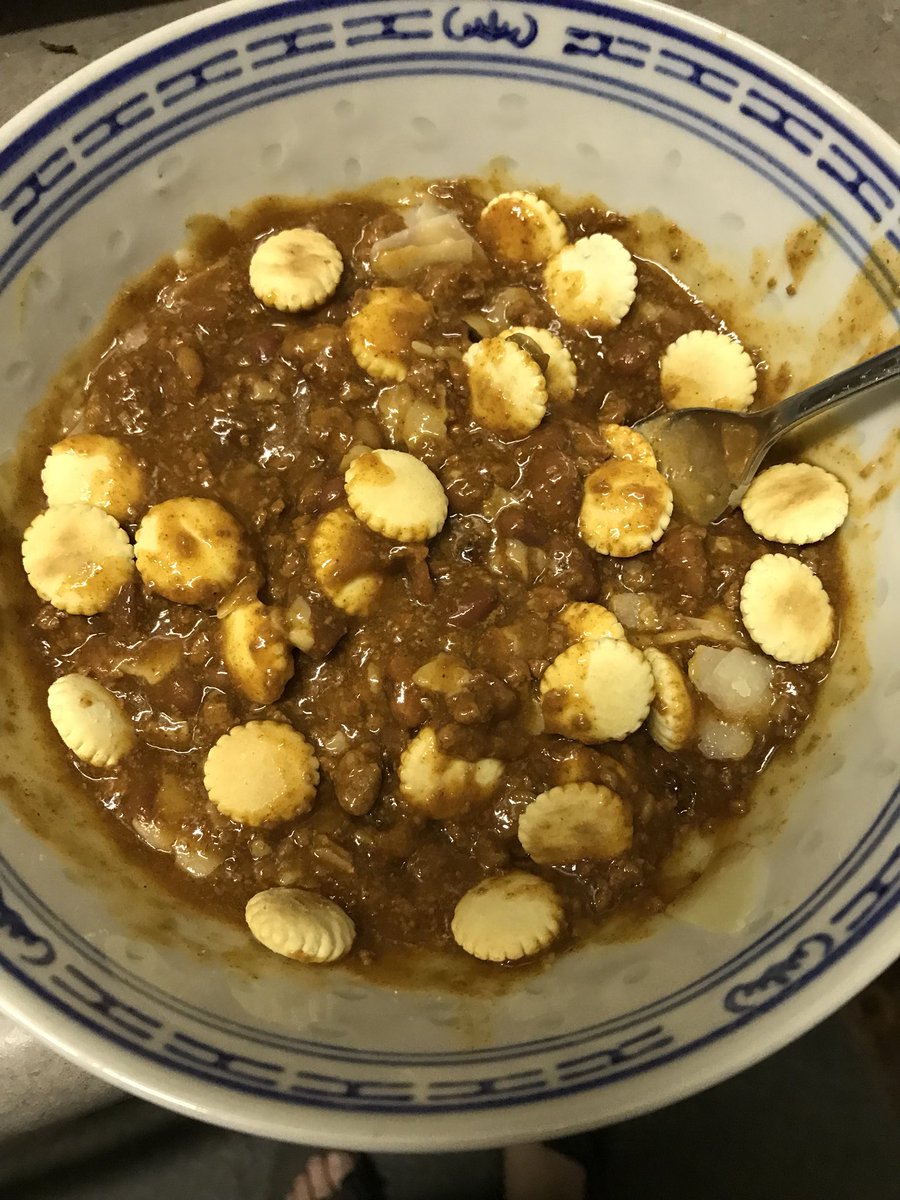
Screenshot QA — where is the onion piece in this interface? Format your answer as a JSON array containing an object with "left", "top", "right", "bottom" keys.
[
  {"left": 696, "top": 712, "right": 754, "bottom": 760},
  {"left": 413, "top": 653, "right": 475, "bottom": 695},
  {"left": 688, "top": 645, "right": 774, "bottom": 721},
  {"left": 376, "top": 382, "right": 413, "bottom": 443},
  {"left": 463, "top": 286, "right": 535, "bottom": 340},
  {"left": 651, "top": 604, "right": 746, "bottom": 649},
  {"left": 651, "top": 622, "right": 744, "bottom": 648},
  {"left": 462, "top": 313, "right": 493, "bottom": 340},
  {"left": 132, "top": 815, "right": 176, "bottom": 852},
  {"left": 173, "top": 840, "right": 222, "bottom": 878},
  {"left": 401, "top": 397, "right": 447, "bottom": 454},
  {"left": 608, "top": 591, "right": 662, "bottom": 632},
  {"left": 113, "top": 639, "right": 182, "bottom": 684},
  {"left": 667, "top": 844, "right": 766, "bottom": 932},
  {"left": 372, "top": 199, "right": 481, "bottom": 281}
]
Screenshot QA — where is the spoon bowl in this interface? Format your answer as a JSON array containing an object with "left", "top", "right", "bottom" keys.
[{"left": 636, "top": 342, "right": 900, "bottom": 524}]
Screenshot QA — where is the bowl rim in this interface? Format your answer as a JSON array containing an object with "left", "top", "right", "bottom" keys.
[
  {"left": 0, "top": 0, "right": 898, "bottom": 1149},
  {"left": 1, "top": 0, "right": 899, "bottom": 172}
]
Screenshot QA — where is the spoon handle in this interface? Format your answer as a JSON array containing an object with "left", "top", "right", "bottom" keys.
[{"left": 763, "top": 341, "right": 900, "bottom": 443}]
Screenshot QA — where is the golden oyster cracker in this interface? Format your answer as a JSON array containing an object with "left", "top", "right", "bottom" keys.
[
  {"left": 518, "top": 782, "right": 633, "bottom": 864},
  {"left": 740, "top": 462, "right": 849, "bottom": 544},
  {"left": 739, "top": 553, "right": 834, "bottom": 664},
  {"left": 345, "top": 448, "right": 448, "bottom": 542},
  {"left": 463, "top": 336, "right": 548, "bottom": 436},
  {"left": 579, "top": 459, "right": 673, "bottom": 557},
  {"left": 22, "top": 503, "right": 134, "bottom": 614},
  {"left": 249, "top": 227, "right": 343, "bottom": 312},
  {"left": 345, "top": 286, "right": 432, "bottom": 382},
  {"left": 134, "top": 497, "right": 246, "bottom": 607},
  {"left": 660, "top": 329, "right": 757, "bottom": 411},
  {"left": 204, "top": 720, "right": 319, "bottom": 825},
  {"left": 47, "top": 674, "right": 135, "bottom": 768},
  {"left": 644, "top": 647, "right": 694, "bottom": 752},
  {"left": 540, "top": 638, "right": 654, "bottom": 744},
  {"left": 220, "top": 600, "right": 294, "bottom": 705},
  {"left": 499, "top": 326, "right": 577, "bottom": 402},
  {"left": 543, "top": 233, "right": 637, "bottom": 330},
  {"left": 451, "top": 871, "right": 563, "bottom": 962},
  {"left": 398, "top": 726, "right": 504, "bottom": 820},
  {"left": 550, "top": 748, "right": 637, "bottom": 794},
  {"left": 477, "top": 191, "right": 568, "bottom": 264},
  {"left": 41, "top": 434, "right": 144, "bottom": 521},
  {"left": 245, "top": 888, "right": 355, "bottom": 963},
  {"left": 309, "top": 507, "right": 385, "bottom": 617},
  {"left": 557, "top": 601, "right": 626, "bottom": 644},
  {"left": 598, "top": 422, "right": 657, "bottom": 467}
]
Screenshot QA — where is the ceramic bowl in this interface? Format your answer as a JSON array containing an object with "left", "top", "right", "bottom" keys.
[{"left": 0, "top": 0, "right": 897, "bottom": 1150}]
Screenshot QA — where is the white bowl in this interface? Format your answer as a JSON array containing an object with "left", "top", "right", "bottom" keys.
[{"left": 0, "top": 0, "right": 897, "bottom": 1151}]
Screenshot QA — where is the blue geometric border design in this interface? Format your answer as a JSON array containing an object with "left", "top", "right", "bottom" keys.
[
  {"left": 1, "top": 1, "right": 899, "bottom": 295},
  {"left": 1, "top": 783, "right": 898, "bottom": 1071},
  {"left": 1, "top": 818, "right": 897, "bottom": 1109},
  {"left": 3, "top": 57, "right": 898, "bottom": 313}
]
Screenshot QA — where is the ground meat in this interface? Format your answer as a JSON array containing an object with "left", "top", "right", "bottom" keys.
[
  {"left": 538, "top": 534, "right": 599, "bottom": 600},
  {"left": 653, "top": 524, "right": 710, "bottom": 603},
  {"left": 522, "top": 446, "right": 581, "bottom": 523},
  {"left": 603, "top": 333, "right": 654, "bottom": 375},
  {"left": 441, "top": 572, "right": 499, "bottom": 627},
  {"left": 446, "top": 671, "right": 517, "bottom": 726},
  {"left": 386, "top": 653, "right": 432, "bottom": 729},
  {"left": 13, "top": 179, "right": 843, "bottom": 972},
  {"left": 416, "top": 259, "right": 494, "bottom": 312},
  {"left": 495, "top": 504, "right": 549, "bottom": 546},
  {"left": 296, "top": 470, "right": 345, "bottom": 516},
  {"left": 333, "top": 746, "right": 382, "bottom": 816},
  {"left": 440, "top": 456, "right": 494, "bottom": 513}
]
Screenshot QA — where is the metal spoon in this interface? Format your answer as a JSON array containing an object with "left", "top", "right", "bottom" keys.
[{"left": 634, "top": 342, "right": 900, "bottom": 525}]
